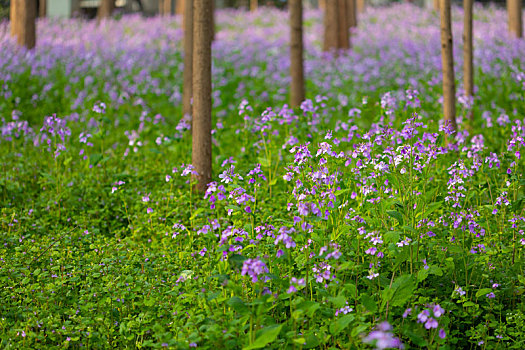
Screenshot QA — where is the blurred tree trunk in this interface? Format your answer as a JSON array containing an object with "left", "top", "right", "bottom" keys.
[
  {"left": 97, "top": 0, "right": 114, "bottom": 21},
  {"left": 337, "top": 0, "right": 349, "bottom": 49},
  {"left": 183, "top": 0, "right": 193, "bottom": 119},
  {"left": 290, "top": 0, "right": 304, "bottom": 107},
  {"left": 39, "top": 0, "right": 46, "bottom": 17},
  {"left": 176, "top": 0, "right": 184, "bottom": 15},
  {"left": 463, "top": 0, "right": 473, "bottom": 101},
  {"left": 10, "top": 0, "right": 36, "bottom": 49},
  {"left": 508, "top": 0, "right": 523, "bottom": 38},
  {"left": 192, "top": 0, "right": 213, "bottom": 192},
  {"left": 440, "top": 0, "right": 457, "bottom": 133},
  {"left": 433, "top": 0, "right": 440, "bottom": 11},
  {"left": 323, "top": 0, "right": 338, "bottom": 52},
  {"left": 357, "top": 0, "right": 365, "bottom": 13},
  {"left": 164, "top": 0, "right": 172, "bottom": 16},
  {"left": 347, "top": 0, "right": 357, "bottom": 28},
  {"left": 319, "top": 0, "right": 325, "bottom": 9},
  {"left": 250, "top": 0, "right": 257, "bottom": 11}
]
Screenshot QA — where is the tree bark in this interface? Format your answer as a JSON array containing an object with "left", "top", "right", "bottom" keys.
[
  {"left": 250, "top": 0, "right": 257, "bottom": 11},
  {"left": 10, "top": 0, "right": 36, "bottom": 49},
  {"left": 176, "top": 0, "right": 184, "bottom": 15},
  {"left": 463, "top": 0, "right": 473, "bottom": 100},
  {"left": 164, "top": 0, "right": 172, "bottom": 16},
  {"left": 319, "top": 0, "right": 325, "bottom": 10},
  {"left": 357, "top": 0, "right": 365, "bottom": 13},
  {"left": 192, "top": 0, "right": 213, "bottom": 192},
  {"left": 290, "top": 0, "right": 305, "bottom": 107},
  {"left": 337, "top": 0, "right": 349, "bottom": 49},
  {"left": 440, "top": 0, "right": 457, "bottom": 132},
  {"left": 323, "top": 0, "right": 339, "bottom": 52},
  {"left": 348, "top": 0, "right": 357, "bottom": 28},
  {"left": 97, "top": 0, "right": 114, "bottom": 21},
  {"left": 39, "top": 0, "right": 46, "bottom": 18},
  {"left": 508, "top": 0, "right": 523, "bottom": 38},
  {"left": 433, "top": 0, "right": 440, "bottom": 11},
  {"left": 183, "top": 0, "right": 193, "bottom": 119}
]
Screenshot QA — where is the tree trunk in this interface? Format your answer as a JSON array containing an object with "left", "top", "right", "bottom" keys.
[
  {"left": 164, "top": 0, "right": 172, "bottom": 16},
  {"left": 211, "top": 0, "right": 215, "bottom": 41},
  {"left": 433, "top": 0, "right": 440, "bottom": 11},
  {"left": 39, "top": 0, "right": 46, "bottom": 17},
  {"left": 440, "top": 0, "right": 457, "bottom": 132},
  {"left": 192, "top": 0, "right": 213, "bottom": 192},
  {"left": 251, "top": 0, "right": 257, "bottom": 11},
  {"left": 463, "top": 0, "right": 473, "bottom": 100},
  {"left": 176, "top": 0, "right": 184, "bottom": 15},
  {"left": 508, "top": 0, "right": 523, "bottom": 38},
  {"left": 337, "top": 0, "right": 349, "bottom": 49},
  {"left": 319, "top": 0, "right": 325, "bottom": 10},
  {"left": 323, "top": 0, "right": 339, "bottom": 52},
  {"left": 10, "top": 0, "right": 36, "bottom": 49},
  {"left": 97, "top": 0, "right": 114, "bottom": 21},
  {"left": 357, "top": 0, "right": 365, "bottom": 13},
  {"left": 348, "top": 0, "right": 357, "bottom": 28},
  {"left": 290, "top": 0, "right": 305, "bottom": 107},
  {"left": 183, "top": 0, "right": 193, "bottom": 119}
]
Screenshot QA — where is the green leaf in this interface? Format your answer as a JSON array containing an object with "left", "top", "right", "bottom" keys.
[
  {"left": 475, "top": 288, "right": 493, "bottom": 298},
  {"left": 328, "top": 294, "right": 346, "bottom": 308},
  {"left": 243, "top": 324, "right": 283, "bottom": 350},
  {"left": 382, "top": 274, "right": 415, "bottom": 309},
  {"left": 360, "top": 294, "right": 377, "bottom": 313},
  {"left": 228, "top": 296, "right": 249, "bottom": 315},
  {"left": 387, "top": 210, "right": 404, "bottom": 226},
  {"left": 330, "top": 314, "right": 355, "bottom": 335}
]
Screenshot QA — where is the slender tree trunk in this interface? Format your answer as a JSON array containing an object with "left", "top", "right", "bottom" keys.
[
  {"left": 164, "top": 0, "right": 172, "bottom": 16},
  {"left": 508, "top": 0, "right": 523, "bottom": 38},
  {"left": 357, "top": 0, "right": 365, "bottom": 13},
  {"left": 319, "top": 0, "right": 325, "bottom": 10},
  {"left": 176, "top": 0, "right": 184, "bottom": 15},
  {"left": 290, "top": 0, "right": 305, "bottom": 107},
  {"left": 337, "top": 0, "right": 349, "bottom": 49},
  {"left": 211, "top": 0, "right": 215, "bottom": 41},
  {"left": 183, "top": 0, "right": 193, "bottom": 119},
  {"left": 433, "top": 0, "right": 440, "bottom": 11},
  {"left": 440, "top": 0, "right": 457, "bottom": 132},
  {"left": 192, "top": 0, "right": 213, "bottom": 192},
  {"left": 463, "top": 0, "right": 473, "bottom": 100},
  {"left": 348, "top": 0, "right": 357, "bottom": 28},
  {"left": 10, "top": 0, "right": 36, "bottom": 49},
  {"left": 250, "top": 0, "right": 258, "bottom": 11},
  {"left": 323, "top": 0, "right": 339, "bottom": 52},
  {"left": 97, "top": 0, "right": 114, "bottom": 21},
  {"left": 39, "top": 0, "right": 46, "bottom": 17}
]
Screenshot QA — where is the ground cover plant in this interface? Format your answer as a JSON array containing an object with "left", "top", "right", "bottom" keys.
[{"left": 1, "top": 3, "right": 524, "bottom": 349}]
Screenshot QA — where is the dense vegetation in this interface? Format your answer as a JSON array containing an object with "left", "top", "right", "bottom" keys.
[{"left": 1, "top": 4, "right": 524, "bottom": 349}]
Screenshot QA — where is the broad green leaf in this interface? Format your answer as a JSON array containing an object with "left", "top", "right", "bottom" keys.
[
  {"left": 228, "top": 296, "right": 249, "bottom": 315},
  {"left": 475, "top": 288, "right": 493, "bottom": 298},
  {"left": 387, "top": 210, "right": 404, "bottom": 225},
  {"left": 243, "top": 324, "right": 283, "bottom": 350},
  {"left": 330, "top": 314, "right": 355, "bottom": 335}
]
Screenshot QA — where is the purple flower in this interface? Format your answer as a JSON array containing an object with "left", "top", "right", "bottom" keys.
[
  {"left": 241, "top": 258, "right": 268, "bottom": 283},
  {"left": 147, "top": 208, "right": 153, "bottom": 214},
  {"left": 439, "top": 329, "right": 446, "bottom": 339},
  {"left": 363, "top": 322, "right": 404, "bottom": 349}
]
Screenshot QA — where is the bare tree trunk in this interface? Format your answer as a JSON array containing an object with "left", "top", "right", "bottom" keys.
[
  {"left": 319, "top": 0, "right": 325, "bottom": 10},
  {"left": 323, "top": 0, "right": 339, "bottom": 52},
  {"left": 290, "top": 0, "right": 305, "bottom": 107},
  {"left": 337, "top": 0, "right": 349, "bottom": 49},
  {"left": 250, "top": 0, "right": 257, "bottom": 12},
  {"left": 183, "top": 0, "right": 193, "bottom": 119},
  {"left": 192, "top": 0, "right": 213, "bottom": 192},
  {"left": 10, "top": 0, "right": 36, "bottom": 49},
  {"left": 357, "top": 0, "right": 365, "bottom": 13},
  {"left": 176, "top": 0, "right": 184, "bottom": 15},
  {"left": 348, "top": 0, "right": 357, "bottom": 28},
  {"left": 97, "top": 0, "right": 114, "bottom": 21},
  {"left": 39, "top": 0, "right": 46, "bottom": 17},
  {"left": 433, "top": 0, "right": 440, "bottom": 11},
  {"left": 508, "top": 0, "right": 523, "bottom": 38},
  {"left": 440, "top": 0, "right": 457, "bottom": 132},
  {"left": 211, "top": 0, "right": 215, "bottom": 41},
  {"left": 164, "top": 0, "right": 172, "bottom": 16},
  {"left": 463, "top": 0, "right": 473, "bottom": 100}
]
